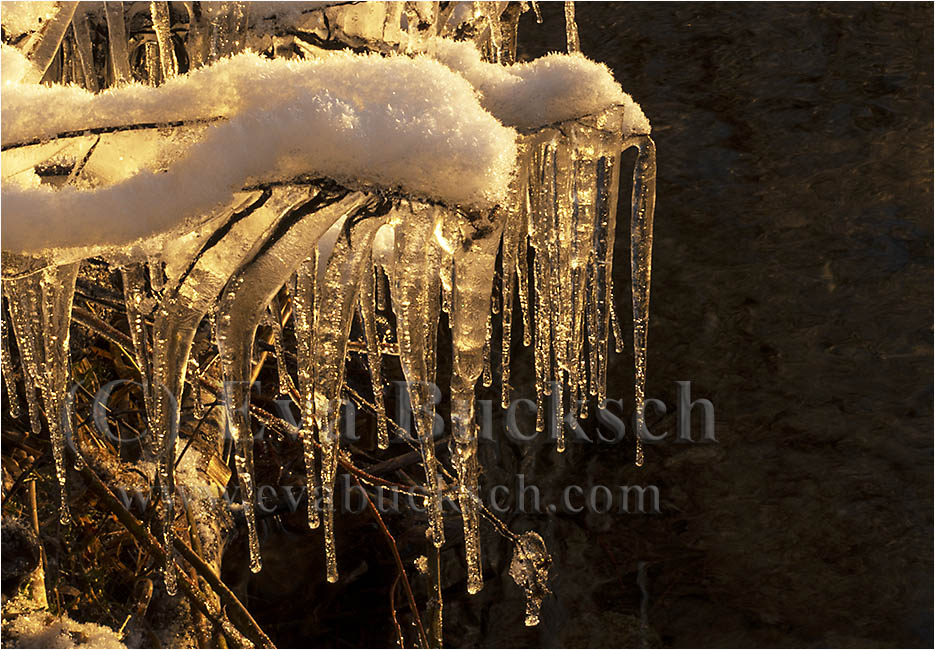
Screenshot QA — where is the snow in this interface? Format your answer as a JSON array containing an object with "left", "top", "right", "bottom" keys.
[
  {"left": 3, "top": 592, "right": 126, "bottom": 649},
  {"left": 0, "top": 2, "right": 59, "bottom": 38},
  {"left": 1, "top": 43, "right": 37, "bottom": 84},
  {"left": 1, "top": 50, "right": 518, "bottom": 256},
  {"left": 434, "top": 38, "right": 651, "bottom": 133}
]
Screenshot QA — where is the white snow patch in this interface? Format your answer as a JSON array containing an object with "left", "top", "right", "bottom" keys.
[
  {"left": 3, "top": 593, "right": 126, "bottom": 649},
  {"left": 1, "top": 43, "right": 38, "bottom": 85},
  {"left": 1, "top": 50, "right": 517, "bottom": 256},
  {"left": 434, "top": 38, "right": 651, "bottom": 134},
  {"left": 0, "top": 1, "right": 59, "bottom": 37}
]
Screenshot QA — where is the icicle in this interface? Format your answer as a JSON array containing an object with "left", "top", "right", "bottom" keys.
[
  {"left": 481, "top": 1, "right": 503, "bottom": 63},
  {"left": 481, "top": 337, "right": 492, "bottom": 388},
  {"left": 530, "top": 0, "right": 543, "bottom": 24},
  {"left": 189, "top": 357, "right": 206, "bottom": 420},
  {"left": 517, "top": 212, "right": 532, "bottom": 349},
  {"left": 1, "top": 298, "right": 22, "bottom": 419},
  {"left": 447, "top": 205, "right": 505, "bottom": 594},
  {"left": 38, "top": 264, "right": 80, "bottom": 524},
  {"left": 568, "top": 125, "right": 599, "bottom": 419},
  {"left": 217, "top": 186, "right": 367, "bottom": 574},
  {"left": 509, "top": 531, "right": 551, "bottom": 627},
  {"left": 121, "top": 264, "right": 156, "bottom": 426},
  {"left": 391, "top": 201, "right": 446, "bottom": 549},
  {"left": 375, "top": 266, "right": 387, "bottom": 312},
  {"left": 5, "top": 277, "right": 47, "bottom": 437},
  {"left": 500, "top": 145, "right": 530, "bottom": 410},
  {"left": 314, "top": 196, "right": 392, "bottom": 583},
  {"left": 359, "top": 258, "right": 389, "bottom": 450},
  {"left": 627, "top": 136, "right": 656, "bottom": 468},
  {"left": 609, "top": 283, "right": 625, "bottom": 354},
  {"left": 71, "top": 11, "right": 99, "bottom": 93},
  {"left": 144, "top": 40, "right": 161, "bottom": 86},
  {"left": 19, "top": 1, "right": 79, "bottom": 83},
  {"left": 498, "top": 2, "right": 523, "bottom": 65},
  {"left": 150, "top": 1, "right": 179, "bottom": 81},
  {"left": 500, "top": 234, "right": 516, "bottom": 408},
  {"left": 589, "top": 140, "right": 621, "bottom": 407},
  {"left": 292, "top": 258, "right": 320, "bottom": 530},
  {"left": 527, "top": 140, "right": 557, "bottom": 434},
  {"left": 150, "top": 187, "right": 297, "bottom": 593},
  {"left": 269, "top": 294, "right": 296, "bottom": 397},
  {"left": 564, "top": 1, "right": 580, "bottom": 53},
  {"left": 104, "top": 1, "right": 132, "bottom": 85}
]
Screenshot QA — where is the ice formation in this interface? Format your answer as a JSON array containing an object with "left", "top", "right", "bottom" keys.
[{"left": 0, "top": 0, "right": 656, "bottom": 635}]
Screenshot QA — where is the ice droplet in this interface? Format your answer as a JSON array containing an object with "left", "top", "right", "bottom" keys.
[{"left": 509, "top": 531, "right": 551, "bottom": 626}]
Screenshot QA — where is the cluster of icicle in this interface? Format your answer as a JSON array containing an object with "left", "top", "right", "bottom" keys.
[{"left": 0, "top": 1, "right": 655, "bottom": 628}]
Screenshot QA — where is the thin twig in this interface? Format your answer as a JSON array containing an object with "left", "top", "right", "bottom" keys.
[
  {"left": 77, "top": 459, "right": 274, "bottom": 648},
  {"left": 355, "top": 475, "right": 429, "bottom": 649}
]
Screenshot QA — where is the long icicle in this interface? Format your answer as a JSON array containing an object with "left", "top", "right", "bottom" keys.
[
  {"left": 1, "top": 297, "right": 22, "bottom": 419},
  {"left": 122, "top": 264, "right": 156, "bottom": 426},
  {"left": 150, "top": 1, "right": 179, "bottom": 81},
  {"left": 627, "top": 136, "right": 657, "bottom": 467},
  {"left": 314, "top": 196, "right": 392, "bottom": 583},
  {"left": 359, "top": 255, "right": 390, "bottom": 450},
  {"left": 103, "top": 1, "right": 132, "bottom": 85},
  {"left": 5, "top": 277, "right": 47, "bottom": 438},
  {"left": 292, "top": 256, "right": 321, "bottom": 530},
  {"left": 150, "top": 188, "right": 285, "bottom": 595},
  {"left": 39, "top": 264, "right": 81, "bottom": 524},
  {"left": 447, "top": 206, "right": 505, "bottom": 594},
  {"left": 392, "top": 201, "right": 446, "bottom": 549}
]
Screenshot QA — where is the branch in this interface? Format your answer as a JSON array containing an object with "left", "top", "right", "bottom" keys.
[{"left": 77, "top": 460, "right": 275, "bottom": 648}]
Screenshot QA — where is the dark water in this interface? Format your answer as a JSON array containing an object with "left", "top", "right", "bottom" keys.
[{"left": 483, "top": 3, "right": 933, "bottom": 647}]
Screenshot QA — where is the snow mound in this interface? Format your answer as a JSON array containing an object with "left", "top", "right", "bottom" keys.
[
  {"left": 3, "top": 593, "right": 125, "bottom": 649},
  {"left": 1, "top": 50, "right": 518, "bottom": 256},
  {"left": 434, "top": 38, "right": 651, "bottom": 134}
]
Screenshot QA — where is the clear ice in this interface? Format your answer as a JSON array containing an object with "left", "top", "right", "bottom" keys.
[{"left": 0, "top": 0, "right": 656, "bottom": 625}]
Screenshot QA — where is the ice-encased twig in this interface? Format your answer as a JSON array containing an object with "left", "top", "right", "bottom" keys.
[
  {"left": 564, "top": 1, "right": 580, "bottom": 54},
  {"left": 19, "top": 2, "right": 79, "bottom": 83},
  {"left": 71, "top": 10, "right": 99, "bottom": 93},
  {"left": 150, "top": 1, "right": 179, "bottom": 81},
  {"left": 104, "top": 1, "right": 131, "bottom": 85}
]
